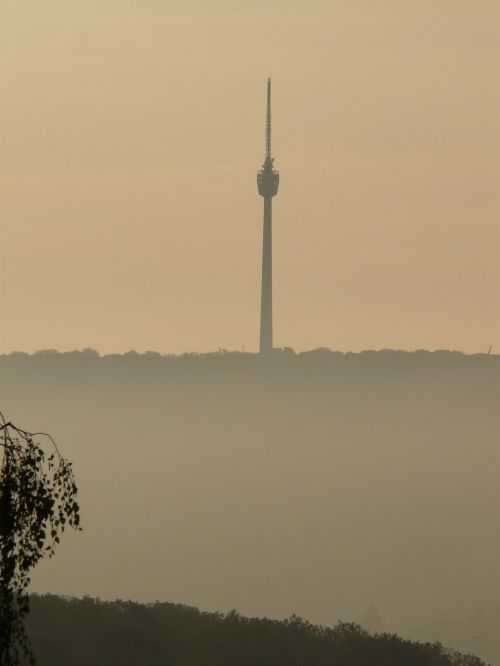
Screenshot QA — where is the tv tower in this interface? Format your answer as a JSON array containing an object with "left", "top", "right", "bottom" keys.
[{"left": 257, "top": 78, "right": 279, "bottom": 353}]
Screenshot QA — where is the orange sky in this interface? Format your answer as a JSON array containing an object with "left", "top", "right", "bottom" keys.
[{"left": 1, "top": 0, "right": 499, "bottom": 354}]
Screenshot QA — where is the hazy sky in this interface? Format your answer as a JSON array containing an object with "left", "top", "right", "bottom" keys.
[{"left": 1, "top": 0, "right": 499, "bottom": 354}]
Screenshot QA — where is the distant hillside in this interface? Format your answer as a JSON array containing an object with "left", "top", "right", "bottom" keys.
[
  {"left": 1, "top": 350, "right": 498, "bottom": 633},
  {"left": 409, "top": 608, "right": 500, "bottom": 666},
  {"left": 26, "top": 594, "right": 488, "bottom": 666}
]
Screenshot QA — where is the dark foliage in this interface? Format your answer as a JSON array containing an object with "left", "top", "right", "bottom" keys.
[
  {"left": 26, "top": 595, "right": 488, "bottom": 666},
  {"left": 0, "top": 421, "right": 81, "bottom": 665}
]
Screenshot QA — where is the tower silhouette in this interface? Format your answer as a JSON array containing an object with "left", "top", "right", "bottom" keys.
[{"left": 257, "top": 78, "right": 279, "bottom": 353}]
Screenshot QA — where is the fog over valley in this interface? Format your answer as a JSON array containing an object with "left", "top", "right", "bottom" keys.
[{"left": 1, "top": 350, "right": 497, "bottom": 643}]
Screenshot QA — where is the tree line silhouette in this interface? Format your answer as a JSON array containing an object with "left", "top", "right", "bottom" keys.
[{"left": 26, "top": 595, "right": 488, "bottom": 666}]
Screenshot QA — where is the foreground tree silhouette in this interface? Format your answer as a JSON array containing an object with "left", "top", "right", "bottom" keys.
[{"left": 0, "top": 415, "right": 81, "bottom": 665}]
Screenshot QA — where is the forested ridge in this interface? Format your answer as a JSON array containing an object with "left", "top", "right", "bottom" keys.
[{"left": 26, "top": 594, "right": 488, "bottom": 666}]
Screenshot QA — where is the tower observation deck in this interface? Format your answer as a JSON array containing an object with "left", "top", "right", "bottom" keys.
[{"left": 257, "top": 78, "right": 279, "bottom": 353}]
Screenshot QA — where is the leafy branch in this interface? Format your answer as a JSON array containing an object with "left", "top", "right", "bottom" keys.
[{"left": 0, "top": 413, "right": 81, "bottom": 665}]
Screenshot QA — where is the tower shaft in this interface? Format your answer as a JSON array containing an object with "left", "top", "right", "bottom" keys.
[{"left": 260, "top": 196, "right": 273, "bottom": 353}]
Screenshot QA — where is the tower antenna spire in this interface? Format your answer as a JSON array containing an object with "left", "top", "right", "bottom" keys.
[{"left": 266, "top": 77, "right": 272, "bottom": 159}]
